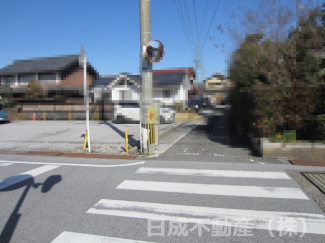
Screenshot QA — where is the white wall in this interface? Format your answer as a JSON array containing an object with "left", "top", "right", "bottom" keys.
[{"left": 111, "top": 86, "right": 140, "bottom": 102}]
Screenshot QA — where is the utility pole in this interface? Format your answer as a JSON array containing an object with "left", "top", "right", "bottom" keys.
[
  {"left": 140, "top": 0, "right": 152, "bottom": 154},
  {"left": 194, "top": 42, "right": 201, "bottom": 85}
]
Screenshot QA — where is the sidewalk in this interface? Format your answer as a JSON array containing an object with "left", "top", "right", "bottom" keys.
[
  {"left": 0, "top": 150, "right": 137, "bottom": 160},
  {"left": 144, "top": 121, "right": 201, "bottom": 158}
]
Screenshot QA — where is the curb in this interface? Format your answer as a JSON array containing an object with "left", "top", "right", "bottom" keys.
[
  {"left": 289, "top": 160, "right": 325, "bottom": 167},
  {"left": 159, "top": 121, "right": 187, "bottom": 138},
  {"left": 0, "top": 150, "right": 137, "bottom": 160}
]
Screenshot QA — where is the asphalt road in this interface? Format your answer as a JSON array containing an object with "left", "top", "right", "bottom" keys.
[
  {"left": 152, "top": 107, "right": 286, "bottom": 164},
  {"left": 1, "top": 154, "right": 325, "bottom": 242}
]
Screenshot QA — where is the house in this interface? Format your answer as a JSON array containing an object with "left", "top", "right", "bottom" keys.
[
  {"left": 92, "top": 68, "right": 194, "bottom": 107},
  {"left": 0, "top": 54, "right": 99, "bottom": 99},
  {"left": 202, "top": 72, "right": 232, "bottom": 104}
]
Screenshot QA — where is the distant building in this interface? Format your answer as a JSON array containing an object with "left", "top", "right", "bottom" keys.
[
  {"left": 202, "top": 73, "right": 232, "bottom": 104},
  {"left": 0, "top": 54, "right": 99, "bottom": 99},
  {"left": 92, "top": 68, "right": 194, "bottom": 107}
]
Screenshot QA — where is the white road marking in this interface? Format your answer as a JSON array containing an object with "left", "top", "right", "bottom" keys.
[
  {"left": 177, "top": 153, "right": 200, "bottom": 156},
  {"left": 135, "top": 167, "right": 291, "bottom": 179},
  {"left": 0, "top": 162, "right": 13, "bottom": 167},
  {"left": 87, "top": 199, "right": 325, "bottom": 235},
  {"left": 0, "top": 165, "right": 59, "bottom": 190},
  {"left": 150, "top": 123, "right": 199, "bottom": 157},
  {"left": 213, "top": 154, "right": 224, "bottom": 156},
  {"left": 258, "top": 162, "right": 266, "bottom": 165},
  {"left": 250, "top": 159, "right": 254, "bottom": 162},
  {"left": 116, "top": 180, "right": 309, "bottom": 200},
  {"left": 51, "top": 231, "right": 154, "bottom": 243},
  {"left": 0, "top": 160, "right": 145, "bottom": 168},
  {"left": 183, "top": 148, "right": 188, "bottom": 153}
]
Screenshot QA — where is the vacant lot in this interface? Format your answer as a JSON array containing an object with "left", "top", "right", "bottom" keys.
[{"left": 0, "top": 121, "right": 180, "bottom": 154}]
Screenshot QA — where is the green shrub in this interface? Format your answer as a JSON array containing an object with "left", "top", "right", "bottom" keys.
[
  {"left": 282, "top": 130, "right": 296, "bottom": 142},
  {"left": 314, "top": 114, "right": 325, "bottom": 141}
]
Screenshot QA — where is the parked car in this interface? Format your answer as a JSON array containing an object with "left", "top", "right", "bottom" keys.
[
  {"left": 187, "top": 96, "right": 213, "bottom": 112},
  {"left": 0, "top": 103, "right": 9, "bottom": 124},
  {"left": 113, "top": 102, "right": 175, "bottom": 124}
]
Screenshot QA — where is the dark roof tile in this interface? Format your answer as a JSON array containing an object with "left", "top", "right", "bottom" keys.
[{"left": 0, "top": 55, "right": 80, "bottom": 75}]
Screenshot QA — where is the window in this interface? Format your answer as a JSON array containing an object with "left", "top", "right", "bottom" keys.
[
  {"left": 19, "top": 74, "right": 34, "bottom": 84},
  {"left": 163, "top": 90, "right": 171, "bottom": 98},
  {"left": 2, "top": 76, "right": 15, "bottom": 85},
  {"left": 39, "top": 73, "right": 56, "bottom": 83}
]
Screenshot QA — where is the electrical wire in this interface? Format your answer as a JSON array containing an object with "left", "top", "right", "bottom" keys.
[
  {"left": 192, "top": 0, "right": 200, "bottom": 42},
  {"left": 199, "top": 0, "right": 209, "bottom": 44},
  {"left": 174, "top": 0, "right": 195, "bottom": 51},
  {"left": 202, "top": 0, "right": 221, "bottom": 50},
  {"left": 182, "top": 0, "right": 196, "bottom": 45}
]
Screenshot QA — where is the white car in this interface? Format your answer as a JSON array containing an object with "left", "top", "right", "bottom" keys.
[{"left": 113, "top": 102, "right": 175, "bottom": 124}]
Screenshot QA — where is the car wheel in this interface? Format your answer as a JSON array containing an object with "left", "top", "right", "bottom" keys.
[
  {"left": 116, "top": 116, "right": 125, "bottom": 124},
  {"left": 160, "top": 116, "right": 166, "bottom": 124}
]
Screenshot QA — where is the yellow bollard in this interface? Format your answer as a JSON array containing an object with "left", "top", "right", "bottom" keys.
[
  {"left": 125, "top": 129, "right": 128, "bottom": 154},
  {"left": 43, "top": 112, "right": 46, "bottom": 121},
  {"left": 69, "top": 111, "right": 71, "bottom": 121},
  {"left": 83, "top": 130, "right": 88, "bottom": 149}
]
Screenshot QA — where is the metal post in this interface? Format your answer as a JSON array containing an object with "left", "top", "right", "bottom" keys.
[
  {"left": 140, "top": 0, "right": 152, "bottom": 154},
  {"left": 125, "top": 129, "right": 128, "bottom": 154},
  {"left": 84, "top": 55, "right": 91, "bottom": 153},
  {"left": 195, "top": 42, "right": 199, "bottom": 85},
  {"left": 139, "top": 123, "right": 142, "bottom": 153}
]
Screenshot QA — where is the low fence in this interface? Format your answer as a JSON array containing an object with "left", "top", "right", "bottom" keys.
[{"left": 8, "top": 102, "right": 114, "bottom": 121}]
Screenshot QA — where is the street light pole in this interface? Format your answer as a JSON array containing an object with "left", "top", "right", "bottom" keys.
[
  {"left": 80, "top": 45, "right": 91, "bottom": 153},
  {"left": 140, "top": 0, "right": 152, "bottom": 154}
]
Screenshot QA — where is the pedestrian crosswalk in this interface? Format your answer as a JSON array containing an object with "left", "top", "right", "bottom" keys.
[
  {"left": 52, "top": 166, "right": 325, "bottom": 241},
  {"left": 0, "top": 162, "right": 13, "bottom": 167},
  {"left": 86, "top": 199, "right": 325, "bottom": 235},
  {"left": 135, "top": 167, "right": 291, "bottom": 179},
  {"left": 0, "top": 165, "right": 59, "bottom": 190},
  {"left": 116, "top": 180, "right": 309, "bottom": 199},
  {"left": 51, "top": 231, "right": 155, "bottom": 243}
]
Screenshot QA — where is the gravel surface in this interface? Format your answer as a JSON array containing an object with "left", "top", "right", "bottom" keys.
[{"left": 0, "top": 121, "right": 182, "bottom": 154}]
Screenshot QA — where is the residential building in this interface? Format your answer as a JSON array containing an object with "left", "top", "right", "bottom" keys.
[
  {"left": 202, "top": 72, "right": 232, "bottom": 104},
  {"left": 92, "top": 68, "right": 194, "bottom": 107},
  {"left": 0, "top": 54, "right": 99, "bottom": 99}
]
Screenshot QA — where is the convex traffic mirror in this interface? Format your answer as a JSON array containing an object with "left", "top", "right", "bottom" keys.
[{"left": 146, "top": 40, "right": 164, "bottom": 63}]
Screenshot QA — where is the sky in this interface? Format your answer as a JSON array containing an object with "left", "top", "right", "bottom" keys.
[{"left": 0, "top": 0, "right": 320, "bottom": 82}]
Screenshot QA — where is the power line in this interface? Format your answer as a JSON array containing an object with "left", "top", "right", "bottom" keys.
[
  {"left": 202, "top": 0, "right": 221, "bottom": 50},
  {"left": 182, "top": 0, "right": 196, "bottom": 46},
  {"left": 174, "top": 0, "right": 195, "bottom": 50},
  {"left": 192, "top": 0, "right": 199, "bottom": 41},
  {"left": 177, "top": 0, "right": 196, "bottom": 48},
  {"left": 199, "top": 0, "right": 209, "bottom": 44}
]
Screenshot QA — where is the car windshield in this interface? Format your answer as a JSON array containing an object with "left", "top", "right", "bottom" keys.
[{"left": 119, "top": 103, "right": 140, "bottom": 108}]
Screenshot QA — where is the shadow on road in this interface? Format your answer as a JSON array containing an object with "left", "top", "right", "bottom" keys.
[
  {"left": 0, "top": 174, "right": 62, "bottom": 243},
  {"left": 102, "top": 121, "right": 140, "bottom": 147},
  {"left": 199, "top": 107, "right": 258, "bottom": 157}
]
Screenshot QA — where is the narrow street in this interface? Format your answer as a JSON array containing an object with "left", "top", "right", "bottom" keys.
[{"left": 155, "top": 107, "right": 286, "bottom": 164}]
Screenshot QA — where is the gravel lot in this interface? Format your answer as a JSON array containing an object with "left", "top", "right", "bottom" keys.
[{"left": 0, "top": 121, "right": 182, "bottom": 154}]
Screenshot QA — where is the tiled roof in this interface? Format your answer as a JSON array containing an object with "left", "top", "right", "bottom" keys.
[
  {"left": 153, "top": 73, "right": 186, "bottom": 87},
  {"left": 95, "top": 71, "right": 188, "bottom": 88},
  {"left": 0, "top": 55, "right": 96, "bottom": 75}
]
